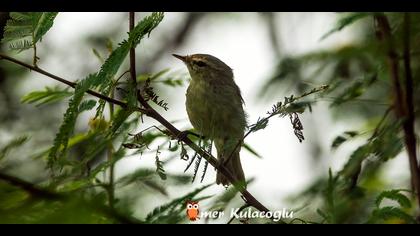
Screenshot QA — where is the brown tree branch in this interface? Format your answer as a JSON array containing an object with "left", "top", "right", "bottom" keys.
[
  {"left": 402, "top": 13, "right": 418, "bottom": 173},
  {"left": 374, "top": 13, "right": 420, "bottom": 208},
  {"left": 0, "top": 172, "right": 62, "bottom": 200},
  {"left": 0, "top": 53, "right": 131, "bottom": 110},
  {"left": 128, "top": 12, "right": 271, "bottom": 214},
  {"left": 0, "top": 172, "right": 142, "bottom": 224},
  {"left": 0, "top": 50, "right": 272, "bottom": 215}
]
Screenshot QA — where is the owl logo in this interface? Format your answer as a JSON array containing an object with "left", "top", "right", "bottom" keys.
[{"left": 186, "top": 200, "right": 200, "bottom": 221}]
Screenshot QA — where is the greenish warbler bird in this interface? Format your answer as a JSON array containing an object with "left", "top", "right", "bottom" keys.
[{"left": 173, "top": 53, "right": 247, "bottom": 188}]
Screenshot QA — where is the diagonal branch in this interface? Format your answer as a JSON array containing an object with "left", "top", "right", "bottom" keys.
[
  {"left": 0, "top": 53, "right": 132, "bottom": 110},
  {"left": 130, "top": 12, "right": 271, "bottom": 214},
  {"left": 0, "top": 172, "right": 142, "bottom": 224},
  {"left": 0, "top": 172, "right": 62, "bottom": 200},
  {"left": 0, "top": 53, "right": 272, "bottom": 214}
]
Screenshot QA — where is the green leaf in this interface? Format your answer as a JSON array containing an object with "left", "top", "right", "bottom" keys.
[
  {"left": 375, "top": 190, "right": 412, "bottom": 209},
  {"left": 2, "top": 12, "right": 58, "bottom": 52},
  {"left": 285, "top": 101, "right": 312, "bottom": 114},
  {"left": 0, "top": 136, "right": 29, "bottom": 160},
  {"left": 116, "top": 169, "right": 155, "bottom": 187},
  {"left": 371, "top": 121, "right": 404, "bottom": 162},
  {"left": 78, "top": 99, "right": 97, "bottom": 113},
  {"left": 145, "top": 184, "right": 212, "bottom": 224},
  {"left": 242, "top": 143, "right": 262, "bottom": 159},
  {"left": 316, "top": 208, "right": 330, "bottom": 222},
  {"left": 48, "top": 74, "right": 98, "bottom": 167},
  {"left": 127, "top": 12, "right": 164, "bottom": 47},
  {"left": 33, "top": 12, "right": 59, "bottom": 42},
  {"left": 339, "top": 120, "right": 403, "bottom": 181},
  {"left": 142, "top": 179, "right": 168, "bottom": 196},
  {"left": 108, "top": 108, "right": 135, "bottom": 137},
  {"left": 155, "top": 147, "right": 166, "bottom": 180},
  {"left": 330, "top": 73, "right": 377, "bottom": 107},
  {"left": 339, "top": 144, "right": 370, "bottom": 178},
  {"left": 370, "top": 207, "right": 417, "bottom": 224},
  {"left": 92, "top": 48, "right": 104, "bottom": 64},
  {"left": 150, "top": 68, "right": 170, "bottom": 81},
  {"left": 87, "top": 145, "right": 127, "bottom": 180},
  {"left": 117, "top": 168, "right": 191, "bottom": 190},
  {"left": 95, "top": 12, "right": 164, "bottom": 117},
  {"left": 320, "top": 13, "right": 371, "bottom": 40},
  {"left": 331, "top": 130, "right": 359, "bottom": 150},
  {"left": 209, "top": 178, "right": 254, "bottom": 212},
  {"left": 21, "top": 86, "right": 72, "bottom": 107}
]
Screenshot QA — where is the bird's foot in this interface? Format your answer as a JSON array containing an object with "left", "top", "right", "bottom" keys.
[{"left": 175, "top": 130, "right": 205, "bottom": 141}]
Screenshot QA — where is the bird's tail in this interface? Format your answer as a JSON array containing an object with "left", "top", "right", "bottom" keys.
[{"left": 214, "top": 138, "right": 246, "bottom": 188}]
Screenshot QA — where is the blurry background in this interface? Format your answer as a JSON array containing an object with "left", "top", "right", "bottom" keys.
[{"left": 0, "top": 12, "right": 413, "bottom": 223}]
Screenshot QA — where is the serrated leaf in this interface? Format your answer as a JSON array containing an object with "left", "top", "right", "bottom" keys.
[
  {"left": 117, "top": 168, "right": 191, "bottom": 189},
  {"left": 370, "top": 207, "right": 417, "bottom": 224},
  {"left": 116, "top": 169, "right": 155, "bottom": 187},
  {"left": 21, "top": 87, "right": 72, "bottom": 107},
  {"left": 330, "top": 73, "right": 377, "bottom": 107},
  {"left": 145, "top": 184, "right": 212, "bottom": 223},
  {"left": 95, "top": 12, "right": 164, "bottom": 117},
  {"left": 78, "top": 99, "right": 97, "bottom": 113},
  {"left": 33, "top": 12, "right": 58, "bottom": 42},
  {"left": 108, "top": 108, "right": 134, "bottom": 136},
  {"left": 48, "top": 74, "right": 98, "bottom": 167},
  {"left": 320, "top": 12, "right": 371, "bottom": 41},
  {"left": 2, "top": 12, "right": 58, "bottom": 52},
  {"left": 0, "top": 136, "right": 29, "bottom": 160},
  {"left": 339, "top": 144, "right": 370, "bottom": 178},
  {"left": 155, "top": 149, "right": 166, "bottom": 181},
  {"left": 375, "top": 190, "right": 412, "bottom": 209}
]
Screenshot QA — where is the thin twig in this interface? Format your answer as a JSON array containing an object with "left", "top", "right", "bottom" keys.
[
  {"left": 226, "top": 85, "right": 329, "bottom": 164},
  {"left": 129, "top": 12, "right": 137, "bottom": 89},
  {"left": 32, "top": 34, "right": 38, "bottom": 67},
  {"left": 107, "top": 77, "right": 116, "bottom": 209}
]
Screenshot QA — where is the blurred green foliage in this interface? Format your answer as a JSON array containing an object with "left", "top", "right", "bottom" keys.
[
  {"left": 262, "top": 12, "right": 420, "bottom": 224},
  {"left": 1, "top": 12, "right": 420, "bottom": 224}
]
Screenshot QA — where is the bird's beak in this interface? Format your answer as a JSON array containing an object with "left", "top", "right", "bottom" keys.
[{"left": 172, "top": 54, "right": 187, "bottom": 62}]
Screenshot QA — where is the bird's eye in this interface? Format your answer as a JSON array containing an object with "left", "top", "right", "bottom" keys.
[
  {"left": 187, "top": 204, "right": 193, "bottom": 209},
  {"left": 194, "top": 61, "right": 207, "bottom": 67},
  {"left": 193, "top": 204, "right": 199, "bottom": 209}
]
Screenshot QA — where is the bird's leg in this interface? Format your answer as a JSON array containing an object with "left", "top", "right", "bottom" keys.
[{"left": 175, "top": 130, "right": 205, "bottom": 141}]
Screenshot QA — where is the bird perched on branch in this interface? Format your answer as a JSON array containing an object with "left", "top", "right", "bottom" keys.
[{"left": 173, "top": 53, "right": 247, "bottom": 188}]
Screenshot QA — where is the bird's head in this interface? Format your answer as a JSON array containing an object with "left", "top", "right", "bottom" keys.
[{"left": 172, "top": 53, "right": 233, "bottom": 81}]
